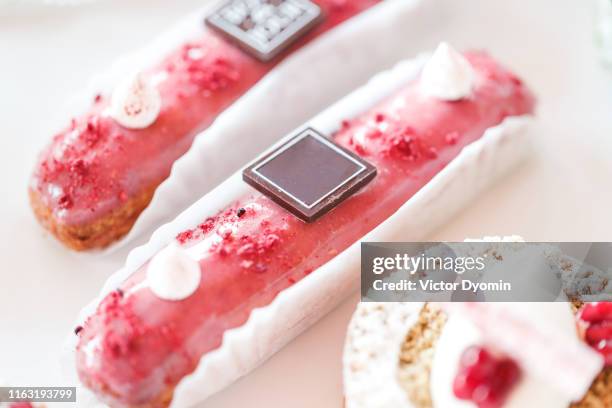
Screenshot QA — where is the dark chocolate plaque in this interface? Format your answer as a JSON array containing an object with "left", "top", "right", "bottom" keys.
[
  {"left": 243, "top": 128, "right": 377, "bottom": 222},
  {"left": 206, "top": 0, "right": 323, "bottom": 61}
]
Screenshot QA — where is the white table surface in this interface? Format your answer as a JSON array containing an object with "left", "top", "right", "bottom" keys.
[{"left": 1, "top": 0, "right": 612, "bottom": 407}]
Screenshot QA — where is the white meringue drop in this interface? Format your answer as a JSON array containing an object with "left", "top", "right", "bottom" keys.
[
  {"left": 420, "top": 42, "right": 474, "bottom": 101},
  {"left": 147, "top": 244, "right": 201, "bottom": 301},
  {"left": 110, "top": 72, "right": 162, "bottom": 129}
]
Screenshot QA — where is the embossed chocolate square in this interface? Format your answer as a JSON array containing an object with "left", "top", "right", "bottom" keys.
[
  {"left": 206, "top": 0, "right": 323, "bottom": 61},
  {"left": 243, "top": 128, "right": 377, "bottom": 222}
]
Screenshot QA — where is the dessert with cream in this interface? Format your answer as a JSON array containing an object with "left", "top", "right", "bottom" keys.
[
  {"left": 73, "top": 44, "right": 535, "bottom": 407},
  {"left": 343, "top": 241, "right": 611, "bottom": 408},
  {"left": 28, "top": 0, "right": 382, "bottom": 250}
]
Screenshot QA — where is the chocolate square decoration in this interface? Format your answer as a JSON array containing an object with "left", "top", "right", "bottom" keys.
[
  {"left": 243, "top": 128, "right": 377, "bottom": 222},
  {"left": 206, "top": 0, "right": 323, "bottom": 61}
]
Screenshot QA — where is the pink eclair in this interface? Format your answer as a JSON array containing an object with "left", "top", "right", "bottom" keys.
[
  {"left": 29, "top": 0, "right": 383, "bottom": 251},
  {"left": 74, "top": 45, "right": 536, "bottom": 407}
]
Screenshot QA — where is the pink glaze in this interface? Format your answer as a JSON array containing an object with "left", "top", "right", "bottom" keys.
[
  {"left": 30, "top": 0, "right": 382, "bottom": 226},
  {"left": 76, "top": 52, "right": 535, "bottom": 407}
]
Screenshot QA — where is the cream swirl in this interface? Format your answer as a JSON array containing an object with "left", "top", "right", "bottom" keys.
[{"left": 430, "top": 303, "right": 577, "bottom": 408}]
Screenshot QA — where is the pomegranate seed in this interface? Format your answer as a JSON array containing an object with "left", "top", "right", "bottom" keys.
[
  {"left": 453, "top": 373, "right": 471, "bottom": 399},
  {"left": 585, "top": 321, "right": 612, "bottom": 345},
  {"left": 589, "top": 338, "right": 612, "bottom": 365},
  {"left": 578, "top": 302, "right": 612, "bottom": 323},
  {"left": 453, "top": 345, "right": 521, "bottom": 408},
  {"left": 578, "top": 302, "right": 612, "bottom": 366},
  {"left": 496, "top": 359, "right": 521, "bottom": 385}
]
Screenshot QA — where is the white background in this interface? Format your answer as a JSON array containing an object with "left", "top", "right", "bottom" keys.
[{"left": 1, "top": 0, "right": 612, "bottom": 407}]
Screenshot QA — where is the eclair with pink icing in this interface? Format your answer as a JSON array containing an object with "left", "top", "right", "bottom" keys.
[
  {"left": 29, "top": 0, "right": 383, "bottom": 251},
  {"left": 72, "top": 45, "right": 536, "bottom": 407}
]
